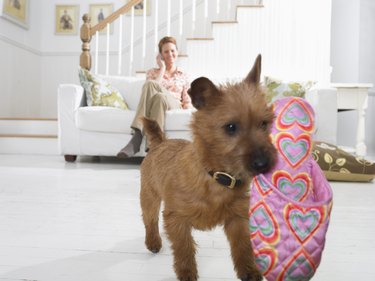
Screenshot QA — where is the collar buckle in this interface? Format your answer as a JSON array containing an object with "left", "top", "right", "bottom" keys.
[{"left": 213, "top": 171, "right": 237, "bottom": 189}]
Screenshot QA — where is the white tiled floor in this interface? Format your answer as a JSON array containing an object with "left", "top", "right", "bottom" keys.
[{"left": 0, "top": 154, "right": 374, "bottom": 281}]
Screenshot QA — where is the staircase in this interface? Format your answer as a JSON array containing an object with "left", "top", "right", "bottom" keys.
[
  {"left": 111, "top": 0, "right": 330, "bottom": 84},
  {"left": 184, "top": 2, "right": 330, "bottom": 83},
  {"left": 0, "top": 118, "right": 58, "bottom": 155},
  {"left": 129, "top": 3, "right": 267, "bottom": 79}
]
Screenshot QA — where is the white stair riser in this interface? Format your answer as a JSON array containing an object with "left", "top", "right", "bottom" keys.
[
  {"left": 0, "top": 137, "right": 58, "bottom": 155},
  {"left": 0, "top": 120, "right": 57, "bottom": 135}
]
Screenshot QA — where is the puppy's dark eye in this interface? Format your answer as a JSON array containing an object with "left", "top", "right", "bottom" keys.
[
  {"left": 259, "top": 121, "right": 268, "bottom": 130},
  {"left": 224, "top": 123, "right": 237, "bottom": 136}
]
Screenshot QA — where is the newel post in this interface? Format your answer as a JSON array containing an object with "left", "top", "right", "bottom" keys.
[{"left": 80, "top": 14, "right": 92, "bottom": 70}]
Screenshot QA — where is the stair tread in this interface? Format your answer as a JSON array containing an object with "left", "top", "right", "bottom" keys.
[
  {"left": 212, "top": 21, "right": 238, "bottom": 24},
  {"left": 0, "top": 118, "right": 57, "bottom": 121},
  {"left": 0, "top": 134, "right": 57, "bottom": 139},
  {"left": 237, "top": 5, "right": 265, "bottom": 8},
  {"left": 186, "top": 38, "right": 214, "bottom": 40}
]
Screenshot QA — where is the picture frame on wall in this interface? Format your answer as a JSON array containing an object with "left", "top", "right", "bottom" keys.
[
  {"left": 126, "top": 0, "right": 150, "bottom": 16},
  {"left": 1, "top": 0, "right": 29, "bottom": 29},
  {"left": 89, "top": 3, "right": 114, "bottom": 34},
  {"left": 55, "top": 5, "right": 79, "bottom": 35}
]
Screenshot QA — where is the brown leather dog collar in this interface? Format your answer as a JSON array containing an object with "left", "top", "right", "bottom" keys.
[{"left": 208, "top": 171, "right": 243, "bottom": 189}]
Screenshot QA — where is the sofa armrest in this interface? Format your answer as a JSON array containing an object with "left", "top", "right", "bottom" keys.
[
  {"left": 57, "top": 84, "right": 85, "bottom": 155},
  {"left": 305, "top": 87, "right": 338, "bottom": 144}
]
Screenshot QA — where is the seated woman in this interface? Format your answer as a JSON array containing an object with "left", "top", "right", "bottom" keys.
[{"left": 117, "top": 36, "right": 192, "bottom": 158}]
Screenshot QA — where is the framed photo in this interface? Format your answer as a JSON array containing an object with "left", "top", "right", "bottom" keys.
[
  {"left": 126, "top": 0, "right": 150, "bottom": 16},
  {"left": 1, "top": 0, "right": 29, "bottom": 29},
  {"left": 55, "top": 5, "right": 79, "bottom": 35},
  {"left": 89, "top": 3, "right": 114, "bottom": 34}
]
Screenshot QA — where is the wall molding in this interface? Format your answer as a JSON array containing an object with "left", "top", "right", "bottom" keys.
[
  {"left": 0, "top": 34, "right": 81, "bottom": 56},
  {"left": 0, "top": 34, "right": 41, "bottom": 56}
]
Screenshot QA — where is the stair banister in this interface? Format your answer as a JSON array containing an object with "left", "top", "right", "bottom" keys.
[
  {"left": 89, "top": 0, "right": 142, "bottom": 36},
  {"left": 204, "top": 0, "right": 208, "bottom": 34},
  {"left": 154, "top": 0, "right": 159, "bottom": 54},
  {"left": 166, "top": 0, "right": 171, "bottom": 36},
  {"left": 142, "top": 0, "right": 147, "bottom": 69},
  {"left": 129, "top": 5, "right": 135, "bottom": 75},
  {"left": 227, "top": 0, "right": 231, "bottom": 19},
  {"left": 118, "top": 15, "right": 123, "bottom": 75},
  {"left": 105, "top": 22, "right": 110, "bottom": 76},
  {"left": 79, "top": 0, "right": 143, "bottom": 71},
  {"left": 94, "top": 31, "right": 99, "bottom": 74},
  {"left": 192, "top": 0, "right": 196, "bottom": 36},
  {"left": 80, "top": 14, "right": 91, "bottom": 70},
  {"left": 80, "top": 0, "right": 222, "bottom": 75},
  {"left": 179, "top": 0, "right": 183, "bottom": 38}
]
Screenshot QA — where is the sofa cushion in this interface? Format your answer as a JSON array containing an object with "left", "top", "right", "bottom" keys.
[
  {"left": 78, "top": 68, "right": 129, "bottom": 110},
  {"left": 76, "top": 107, "right": 194, "bottom": 134},
  {"left": 165, "top": 109, "right": 196, "bottom": 131},
  {"left": 312, "top": 141, "right": 375, "bottom": 182},
  {"left": 264, "top": 76, "right": 315, "bottom": 103},
  {"left": 76, "top": 106, "right": 135, "bottom": 134},
  {"left": 98, "top": 75, "right": 145, "bottom": 110}
]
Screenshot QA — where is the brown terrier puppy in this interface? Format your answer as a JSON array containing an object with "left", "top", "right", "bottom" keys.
[{"left": 140, "top": 55, "right": 276, "bottom": 281}]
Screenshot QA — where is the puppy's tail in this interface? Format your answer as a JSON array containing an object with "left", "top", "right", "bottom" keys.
[{"left": 142, "top": 117, "right": 166, "bottom": 150}]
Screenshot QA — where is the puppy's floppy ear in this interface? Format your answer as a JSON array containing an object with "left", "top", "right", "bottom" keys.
[
  {"left": 244, "top": 54, "right": 262, "bottom": 85},
  {"left": 188, "top": 77, "right": 219, "bottom": 109}
]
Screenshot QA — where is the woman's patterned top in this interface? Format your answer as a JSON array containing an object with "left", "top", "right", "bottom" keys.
[{"left": 146, "top": 67, "right": 192, "bottom": 109}]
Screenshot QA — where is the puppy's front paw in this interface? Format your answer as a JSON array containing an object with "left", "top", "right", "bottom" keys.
[
  {"left": 179, "top": 275, "right": 198, "bottom": 281},
  {"left": 240, "top": 269, "right": 263, "bottom": 281},
  {"left": 145, "top": 234, "right": 162, "bottom": 253},
  {"left": 177, "top": 268, "right": 198, "bottom": 281}
]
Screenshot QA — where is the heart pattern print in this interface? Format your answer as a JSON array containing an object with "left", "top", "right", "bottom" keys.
[{"left": 249, "top": 97, "right": 333, "bottom": 281}]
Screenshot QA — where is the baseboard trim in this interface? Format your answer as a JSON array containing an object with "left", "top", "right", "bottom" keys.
[{"left": 0, "top": 137, "right": 58, "bottom": 155}]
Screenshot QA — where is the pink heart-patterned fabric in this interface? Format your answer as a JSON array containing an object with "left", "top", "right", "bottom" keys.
[
  {"left": 249, "top": 97, "right": 333, "bottom": 281},
  {"left": 272, "top": 171, "right": 311, "bottom": 202},
  {"left": 275, "top": 133, "right": 311, "bottom": 168},
  {"left": 276, "top": 98, "right": 314, "bottom": 132}
]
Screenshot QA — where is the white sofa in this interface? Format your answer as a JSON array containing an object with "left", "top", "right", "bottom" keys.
[
  {"left": 58, "top": 76, "right": 195, "bottom": 162},
  {"left": 57, "top": 76, "right": 338, "bottom": 162}
]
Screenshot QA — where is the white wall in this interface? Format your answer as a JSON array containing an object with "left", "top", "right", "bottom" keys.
[
  {"left": 360, "top": 0, "right": 375, "bottom": 155},
  {"left": 0, "top": 0, "right": 42, "bottom": 117},
  {"left": 330, "top": 0, "right": 375, "bottom": 155},
  {"left": 359, "top": 0, "right": 375, "bottom": 87},
  {"left": 330, "top": 0, "right": 360, "bottom": 83}
]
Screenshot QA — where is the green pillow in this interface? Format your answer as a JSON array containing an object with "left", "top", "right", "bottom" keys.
[
  {"left": 312, "top": 141, "right": 375, "bottom": 182},
  {"left": 78, "top": 67, "right": 128, "bottom": 110},
  {"left": 264, "top": 76, "right": 315, "bottom": 103}
]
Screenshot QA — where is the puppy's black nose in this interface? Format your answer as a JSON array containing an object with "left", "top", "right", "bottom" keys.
[{"left": 251, "top": 155, "right": 270, "bottom": 173}]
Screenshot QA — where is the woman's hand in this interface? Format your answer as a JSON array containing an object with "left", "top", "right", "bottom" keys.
[{"left": 156, "top": 54, "right": 166, "bottom": 70}]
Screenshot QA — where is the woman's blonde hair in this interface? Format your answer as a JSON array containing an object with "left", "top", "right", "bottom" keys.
[{"left": 158, "top": 36, "right": 178, "bottom": 54}]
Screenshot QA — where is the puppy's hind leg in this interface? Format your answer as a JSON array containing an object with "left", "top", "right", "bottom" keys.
[{"left": 140, "top": 178, "right": 162, "bottom": 253}]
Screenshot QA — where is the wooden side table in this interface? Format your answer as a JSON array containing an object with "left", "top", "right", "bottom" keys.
[{"left": 331, "top": 83, "right": 373, "bottom": 157}]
